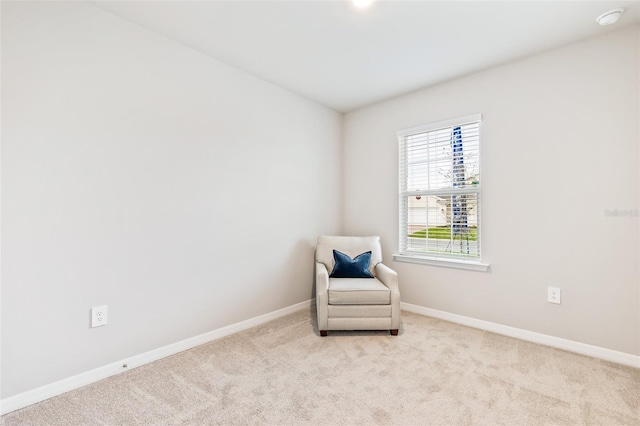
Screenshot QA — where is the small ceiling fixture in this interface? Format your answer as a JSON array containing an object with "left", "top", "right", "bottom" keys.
[
  {"left": 596, "top": 8, "right": 624, "bottom": 25},
  {"left": 353, "top": 0, "right": 374, "bottom": 9}
]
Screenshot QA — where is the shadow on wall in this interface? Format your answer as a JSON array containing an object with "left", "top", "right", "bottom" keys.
[{"left": 246, "top": 237, "right": 316, "bottom": 313}]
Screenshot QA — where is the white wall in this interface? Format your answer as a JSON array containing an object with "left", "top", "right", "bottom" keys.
[
  {"left": 1, "top": 2, "right": 341, "bottom": 398},
  {"left": 343, "top": 26, "right": 640, "bottom": 356}
]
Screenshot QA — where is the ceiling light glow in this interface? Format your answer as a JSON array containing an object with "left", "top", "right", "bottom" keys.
[
  {"left": 353, "top": 0, "right": 374, "bottom": 9},
  {"left": 596, "top": 8, "right": 624, "bottom": 25}
]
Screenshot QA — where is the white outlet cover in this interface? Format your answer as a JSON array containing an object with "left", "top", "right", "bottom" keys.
[
  {"left": 91, "top": 305, "right": 108, "bottom": 327},
  {"left": 547, "top": 287, "right": 561, "bottom": 304}
]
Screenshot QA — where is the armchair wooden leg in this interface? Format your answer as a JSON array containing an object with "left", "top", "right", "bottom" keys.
[
  {"left": 320, "top": 330, "right": 328, "bottom": 337},
  {"left": 390, "top": 329, "right": 399, "bottom": 336}
]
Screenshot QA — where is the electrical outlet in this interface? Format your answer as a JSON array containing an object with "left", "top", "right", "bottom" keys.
[
  {"left": 547, "top": 287, "right": 561, "bottom": 304},
  {"left": 91, "top": 305, "right": 108, "bottom": 327}
]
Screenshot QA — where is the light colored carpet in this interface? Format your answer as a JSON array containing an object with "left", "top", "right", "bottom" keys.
[{"left": 2, "top": 308, "right": 639, "bottom": 425}]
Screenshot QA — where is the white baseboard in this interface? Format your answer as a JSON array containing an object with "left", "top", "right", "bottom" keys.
[
  {"left": 4, "top": 300, "right": 636, "bottom": 415},
  {"left": 0, "top": 300, "right": 313, "bottom": 415},
  {"left": 401, "top": 302, "right": 640, "bottom": 368}
]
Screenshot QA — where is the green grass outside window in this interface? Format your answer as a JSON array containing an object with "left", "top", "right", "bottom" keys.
[{"left": 408, "top": 226, "right": 478, "bottom": 241}]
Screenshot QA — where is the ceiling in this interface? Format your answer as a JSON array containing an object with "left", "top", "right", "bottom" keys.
[{"left": 91, "top": 1, "right": 640, "bottom": 112}]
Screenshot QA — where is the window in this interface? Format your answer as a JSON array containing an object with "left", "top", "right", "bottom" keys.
[{"left": 396, "top": 114, "right": 487, "bottom": 271}]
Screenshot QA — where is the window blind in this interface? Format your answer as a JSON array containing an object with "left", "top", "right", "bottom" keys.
[{"left": 398, "top": 114, "right": 481, "bottom": 259}]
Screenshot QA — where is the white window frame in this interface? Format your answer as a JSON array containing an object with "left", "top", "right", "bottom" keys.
[{"left": 394, "top": 113, "right": 489, "bottom": 271}]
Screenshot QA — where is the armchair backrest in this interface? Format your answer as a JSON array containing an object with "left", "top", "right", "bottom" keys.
[{"left": 316, "top": 235, "right": 383, "bottom": 277}]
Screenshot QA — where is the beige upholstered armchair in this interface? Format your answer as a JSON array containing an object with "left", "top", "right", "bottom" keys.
[{"left": 315, "top": 235, "right": 401, "bottom": 336}]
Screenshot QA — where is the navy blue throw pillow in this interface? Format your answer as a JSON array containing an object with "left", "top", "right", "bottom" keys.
[{"left": 330, "top": 250, "right": 374, "bottom": 278}]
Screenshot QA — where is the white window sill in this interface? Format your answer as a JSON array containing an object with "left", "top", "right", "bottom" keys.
[{"left": 393, "top": 253, "right": 490, "bottom": 272}]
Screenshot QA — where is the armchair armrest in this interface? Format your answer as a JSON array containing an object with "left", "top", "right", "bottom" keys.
[
  {"left": 316, "top": 262, "right": 329, "bottom": 297},
  {"left": 376, "top": 262, "right": 401, "bottom": 331},
  {"left": 375, "top": 263, "right": 399, "bottom": 294},
  {"left": 315, "top": 262, "right": 329, "bottom": 332}
]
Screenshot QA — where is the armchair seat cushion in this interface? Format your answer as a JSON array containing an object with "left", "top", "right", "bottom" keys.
[{"left": 328, "top": 277, "right": 390, "bottom": 305}]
